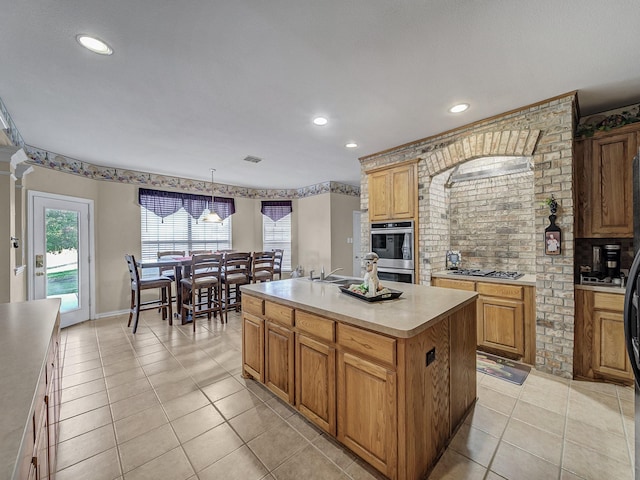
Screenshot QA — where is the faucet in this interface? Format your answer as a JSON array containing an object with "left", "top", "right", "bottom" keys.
[
  {"left": 321, "top": 267, "right": 343, "bottom": 281},
  {"left": 309, "top": 269, "right": 319, "bottom": 281}
]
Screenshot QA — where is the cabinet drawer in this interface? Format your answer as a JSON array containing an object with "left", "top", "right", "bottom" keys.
[
  {"left": 243, "top": 295, "right": 264, "bottom": 317},
  {"left": 296, "top": 310, "right": 335, "bottom": 342},
  {"left": 266, "top": 301, "right": 294, "bottom": 327},
  {"left": 477, "top": 282, "right": 523, "bottom": 300},
  {"left": 434, "top": 278, "right": 475, "bottom": 291},
  {"left": 336, "top": 323, "right": 396, "bottom": 367},
  {"left": 593, "top": 292, "right": 624, "bottom": 312}
]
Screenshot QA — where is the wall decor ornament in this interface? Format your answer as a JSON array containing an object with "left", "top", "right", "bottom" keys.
[{"left": 544, "top": 195, "right": 561, "bottom": 255}]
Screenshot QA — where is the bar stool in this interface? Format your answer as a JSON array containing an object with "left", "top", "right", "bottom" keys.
[
  {"left": 179, "top": 253, "right": 223, "bottom": 331},
  {"left": 273, "top": 249, "right": 284, "bottom": 279},
  {"left": 221, "top": 252, "right": 252, "bottom": 323},
  {"left": 125, "top": 254, "right": 172, "bottom": 334},
  {"left": 252, "top": 251, "right": 275, "bottom": 283}
]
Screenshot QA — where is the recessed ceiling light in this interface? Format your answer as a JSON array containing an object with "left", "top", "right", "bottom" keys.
[
  {"left": 345, "top": 142, "right": 358, "bottom": 148},
  {"left": 313, "top": 116, "right": 328, "bottom": 126},
  {"left": 449, "top": 103, "right": 470, "bottom": 113},
  {"left": 76, "top": 34, "right": 113, "bottom": 55}
]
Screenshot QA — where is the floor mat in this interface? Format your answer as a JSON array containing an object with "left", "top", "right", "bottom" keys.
[{"left": 476, "top": 351, "right": 530, "bottom": 385}]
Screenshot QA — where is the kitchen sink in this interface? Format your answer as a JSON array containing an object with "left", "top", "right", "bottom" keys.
[{"left": 312, "top": 276, "right": 362, "bottom": 287}]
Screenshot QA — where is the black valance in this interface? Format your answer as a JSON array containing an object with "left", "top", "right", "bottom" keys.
[
  {"left": 261, "top": 200, "right": 292, "bottom": 222},
  {"left": 139, "top": 188, "right": 235, "bottom": 221}
]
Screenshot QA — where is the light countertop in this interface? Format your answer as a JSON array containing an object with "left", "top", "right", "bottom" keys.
[
  {"left": 1, "top": 299, "right": 60, "bottom": 480},
  {"left": 431, "top": 270, "right": 536, "bottom": 287},
  {"left": 241, "top": 278, "right": 477, "bottom": 338},
  {"left": 575, "top": 284, "right": 626, "bottom": 295}
]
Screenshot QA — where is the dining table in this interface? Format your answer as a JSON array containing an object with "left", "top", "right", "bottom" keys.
[{"left": 137, "top": 255, "right": 193, "bottom": 324}]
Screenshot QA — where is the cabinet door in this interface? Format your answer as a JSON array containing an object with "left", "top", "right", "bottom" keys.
[
  {"left": 590, "top": 131, "right": 635, "bottom": 236},
  {"left": 368, "top": 171, "right": 390, "bottom": 221},
  {"left": 593, "top": 310, "right": 634, "bottom": 380},
  {"left": 265, "top": 321, "right": 295, "bottom": 404},
  {"left": 432, "top": 278, "right": 475, "bottom": 291},
  {"left": 390, "top": 165, "right": 415, "bottom": 219},
  {"left": 295, "top": 334, "right": 336, "bottom": 435},
  {"left": 477, "top": 296, "right": 524, "bottom": 356},
  {"left": 242, "top": 313, "right": 265, "bottom": 382},
  {"left": 337, "top": 352, "right": 397, "bottom": 478}
]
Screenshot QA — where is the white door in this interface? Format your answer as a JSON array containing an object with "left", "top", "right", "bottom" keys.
[
  {"left": 29, "top": 191, "right": 94, "bottom": 327},
  {"left": 352, "top": 210, "right": 362, "bottom": 277}
]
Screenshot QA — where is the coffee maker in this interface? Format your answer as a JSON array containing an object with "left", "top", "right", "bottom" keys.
[{"left": 604, "top": 244, "right": 621, "bottom": 278}]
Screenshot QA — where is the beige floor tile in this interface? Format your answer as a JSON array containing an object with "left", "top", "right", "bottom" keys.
[
  {"left": 198, "top": 445, "right": 268, "bottom": 480},
  {"left": 182, "top": 423, "right": 244, "bottom": 472},
  {"left": 58, "top": 405, "right": 113, "bottom": 443},
  {"left": 565, "top": 417, "right": 629, "bottom": 464},
  {"left": 56, "top": 447, "right": 121, "bottom": 480},
  {"left": 189, "top": 361, "right": 230, "bottom": 386},
  {"left": 118, "top": 423, "right": 180, "bottom": 473},
  {"left": 491, "top": 441, "right": 560, "bottom": 480},
  {"left": 105, "top": 366, "right": 147, "bottom": 389},
  {"left": 161, "top": 388, "right": 211, "bottom": 421},
  {"left": 201, "top": 376, "right": 245, "bottom": 402},
  {"left": 114, "top": 404, "right": 169, "bottom": 444},
  {"left": 229, "top": 403, "right": 288, "bottom": 442},
  {"left": 519, "top": 381, "right": 568, "bottom": 416},
  {"left": 479, "top": 373, "right": 523, "bottom": 398},
  {"left": 61, "top": 377, "right": 107, "bottom": 403},
  {"left": 286, "top": 413, "right": 324, "bottom": 441},
  {"left": 147, "top": 366, "right": 191, "bottom": 388},
  {"left": 449, "top": 423, "right": 499, "bottom": 467},
  {"left": 124, "top": 446, "right": 194, "bottom": 480},
  {"left": 102, "top": 350, "right": 137, "bottom": 367},
  {"left": 266, "top": 396, "right": 297, "bottom": 419},
  {"left": 141, "top": 357, "right": 183, "bottom": 376},
  {"left": 248, "top": 420, "right": 308, "bottom": 471},
  {"left": 214, "top": 388, "right": 263, "bottom": 419},
  {"left": 272, "top": 443, "right": 344, "bottom": 480},
  {"left": 171, "top": 404, "right": 225, "bottom": 443},
  {"left": 60, "top": 390, "right": 110, "bottom": 421},
  {"left": 63, "top": 351, "right": 101, "bottom": 366},
  {"left": 485, "top": 472, "right": 508, "bottom": 480},
  {"left": 477, "top": 384, "right": 518, "bottom": 416},
  {"left": 56, "top": 424, "right": 117, "bottom": 471},
  {"left": 510, "top": 399, "right": 566, "bottom": 436},
  {"left": 464, "top": 404, "right": 509, "bottom": 437},
  {"left": 571, "top": 379, "right": 619, "bottom": 397},
  {"left": 137, "top": 349, "right": 174, "bottom": 365},
  {"left": 107, "top": 377, "right": 153, "bottom": 404},
  {"left": 312, "top": 434, "right": 357, "bottom": 470},
  {"left": 61, "top": 367, "right": 105, "bottom": 388},
  {"left": 426, "top": 449, "right": 486, "bottom": 480},
  {"left": 618, "top": 385, "right": 635, "bottom": 403},
  {"left": 110, "top": 389, "right": 160, "bottom": 422},
  {"left": 502, "top": 418, "right": 562, "bottom": 465},
  {"left": 133, "top": 342, "right": 169, "bottom": 356},
  {"left": 62, "top": 358, "right": 102, "bottom": 377},
  {"left": 560, "top": 469, "right": 586, "bottom": 480},
  {"left": 103, "top": 358, "right": 142, "bottom": 377},
  {"left": 567, "top": 388, "right": 625, "bottom": 435},
  {"left": 153, "top": 376, "right": 200, "bottom": 403},
  {"left": 562, "top": 439, "right": 633, "bottom": 480}
]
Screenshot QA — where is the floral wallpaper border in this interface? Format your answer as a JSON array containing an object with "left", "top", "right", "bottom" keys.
[{"left": 23, "top": 145, "right": 360, "bottom": 199}]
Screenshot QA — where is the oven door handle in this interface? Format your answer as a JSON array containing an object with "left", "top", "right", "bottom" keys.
[{"left": 371, "top": 228, "right": 413, "bottom": 235}]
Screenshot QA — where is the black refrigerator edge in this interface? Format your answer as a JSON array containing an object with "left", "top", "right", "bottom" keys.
[{"left": 624, "top": 150, "right": 640, "bottom": 480}]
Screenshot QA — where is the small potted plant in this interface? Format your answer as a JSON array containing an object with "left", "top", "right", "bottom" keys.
[{"left": 543, "top": 195, "right": 558, "bottom": 215}]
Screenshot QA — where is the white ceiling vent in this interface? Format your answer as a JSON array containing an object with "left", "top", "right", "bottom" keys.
[{"left": 243, "top": 155, "right": 263, "bottom": 164}]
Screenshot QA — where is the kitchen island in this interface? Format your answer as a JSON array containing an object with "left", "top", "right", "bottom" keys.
[{"left": 240, "top": 278, "right": 478, "bottom": 480}]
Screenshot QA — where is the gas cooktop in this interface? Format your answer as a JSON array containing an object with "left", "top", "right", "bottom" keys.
[{"left": 448, "top": 269, "right": 525, "bottom": 280}]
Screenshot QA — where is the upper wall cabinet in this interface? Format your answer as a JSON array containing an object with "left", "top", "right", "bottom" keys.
[
  {"left": 575, "top": 123, "right": 639, "bottom": 238},
  {"left": 367, "top": 160, "right": 418, "bottom": 221}
]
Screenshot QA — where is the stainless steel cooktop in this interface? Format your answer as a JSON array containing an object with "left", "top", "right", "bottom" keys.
[{"left": 448, "top": 269, "right": 524, "bottom": 280}]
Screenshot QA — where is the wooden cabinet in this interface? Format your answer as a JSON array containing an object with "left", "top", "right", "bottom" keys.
[
  {"left": 264, "top": 301, "right": 295, "bottom": 404},
  {"left": 574, "top": 124, "right": 638, "bottom": 238},
  {"left": 432, "top": 277, "right": 535, "bottom": 364},
  {"left": 241, "top": 291, "right": 477, "bottom": 480},
  {"left": 367, "top": 160, "right": 418, "bottom": 221},
  {"left": 574, "top": 289, "right": 632, "bottom": 383}
]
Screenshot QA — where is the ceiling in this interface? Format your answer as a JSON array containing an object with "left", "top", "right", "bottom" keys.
[{"left": 2, "top": 1, "right": 640, "bottom": 189}]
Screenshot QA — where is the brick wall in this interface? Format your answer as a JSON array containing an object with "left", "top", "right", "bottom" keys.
[{"left": 360, "top": 93, "right": 577, "bottom": 378}]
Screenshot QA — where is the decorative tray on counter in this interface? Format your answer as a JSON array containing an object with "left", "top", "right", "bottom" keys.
[{"left": 338, "top": 286, "right": 403, "bottom": 302}]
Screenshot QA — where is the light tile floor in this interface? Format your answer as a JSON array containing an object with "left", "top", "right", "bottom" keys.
[{"left": 56, "top": 310, "right": 635, "bottom": 480}]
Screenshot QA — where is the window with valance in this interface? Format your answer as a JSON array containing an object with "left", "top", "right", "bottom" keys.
[
  {"left": 261, "top": 200, "right": 293, "bottom": 222},
  {"left": 139, "top": 188, "right": 235, "bottom": 221}
]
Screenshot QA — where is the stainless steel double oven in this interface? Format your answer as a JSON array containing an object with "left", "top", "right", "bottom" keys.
[{"left": 370, "top": 220, "right": 414, "bottom": 283}]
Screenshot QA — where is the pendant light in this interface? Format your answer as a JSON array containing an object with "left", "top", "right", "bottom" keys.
[{"left": 203, "top": 168, "right": 223, "bottom": 223}]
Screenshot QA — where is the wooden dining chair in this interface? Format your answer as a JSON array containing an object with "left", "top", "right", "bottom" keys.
[
  {"left": 179, "top": 253, "right": 223, "bottom": 331},
  {"left": 157, "top": 250, "right": 185, "bottom": 280},
  {"left": 125, "top": 254, "right": 172, "bottom": 334},
  {"left": 221, "top": 252, "right": 252, "bottom": 322},
  {"left": 188, "top": 249, "right": 213, "bottom": 256},
  {"left": 252, "top": 251, "right": 275, "bottom": 283},
  {"left": 273, "top": 249, "right": 284, "bottom": 279}
]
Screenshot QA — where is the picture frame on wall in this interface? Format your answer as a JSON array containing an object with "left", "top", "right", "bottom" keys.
[{"left": 545, "top": 230, "right": 561, "bottom": 255}]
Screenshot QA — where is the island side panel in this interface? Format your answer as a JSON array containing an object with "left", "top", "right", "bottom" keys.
[
  {"left": 397, "top": 315, "right": 451, "bottom": 480},
  {"left": 449, "top": 301, "right": 478, "bottom": 430}
]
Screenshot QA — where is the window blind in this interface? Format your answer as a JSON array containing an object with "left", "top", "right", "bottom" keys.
[{"left": 263, "top": 213, "right": 291, "bottom": 271}]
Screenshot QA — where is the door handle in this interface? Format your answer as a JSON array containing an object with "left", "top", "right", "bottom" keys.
[
  {"left": 35, "top": 254, "right": 44, "bottom": 268},
  {"left": 36, "top": 272, "right": 44, "bottom": 276}
]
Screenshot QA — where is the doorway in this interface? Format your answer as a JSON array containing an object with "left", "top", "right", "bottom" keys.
[{"left": 28, "top": 191, "right": 95, "bottom": 327}]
